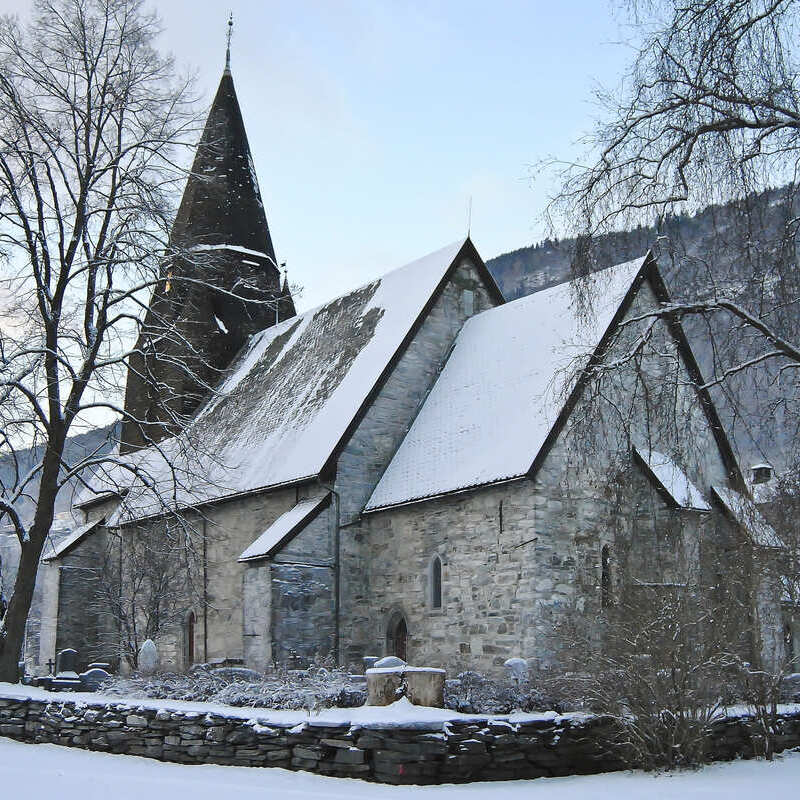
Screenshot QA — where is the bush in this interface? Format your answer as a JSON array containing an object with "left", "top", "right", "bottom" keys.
[
  {"left": 100, "top": 663, "right": 366, "bottom": 711},
  {"left": 444, "top": 670, "right": 567, "bottom": 714}
]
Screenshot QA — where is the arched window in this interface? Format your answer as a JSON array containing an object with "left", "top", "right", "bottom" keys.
[
  {"left": 601, "top": 545, "right": 612, "bottom": 609},
  {"left": 185, "top": 611, "right": 195, "bottom": 668},
  {"left": 430, "top": 555, "right": 442, "bottom": 609},
  {"left": 386, "top": 612, "right": 408, "bottom": 662}
]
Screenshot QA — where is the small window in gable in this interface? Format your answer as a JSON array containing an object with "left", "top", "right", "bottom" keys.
[
  {"left": 462, "top": 289, "right": 474, "bottom": 316},
  {"left": 430, "top": 554, "right": 443, "bottom": 609}
]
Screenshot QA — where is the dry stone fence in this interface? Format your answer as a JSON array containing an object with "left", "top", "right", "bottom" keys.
[{"left": 1, "top": 689, "right": 800, "bottom": 784}]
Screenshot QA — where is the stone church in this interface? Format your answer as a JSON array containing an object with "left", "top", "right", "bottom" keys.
[{"left": 17, "top": 53, "right": 797, "bottom": 677}]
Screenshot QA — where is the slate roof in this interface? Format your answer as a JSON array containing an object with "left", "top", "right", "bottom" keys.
[
  {"left": 365, "top": 256, "right": 649, "bottom": 511},
  {"left": 91, "top": 239, "right": 478, "bottom": 523},
  {"left": 238, "top": 494, "right": 330, "bottom": 562},
  {"left": 170, "top": 68, "right": 276, "bottom": 259}
]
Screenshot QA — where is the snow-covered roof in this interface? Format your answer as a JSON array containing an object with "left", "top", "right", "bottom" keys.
[
  {"left": 238, "top": 494, "right": 330, "bottom": 562},
  {"left": 90, "top": 239, "right": 473, "bottom": 523},
  {"left": 366, "top": 256, "right": 648, "bottom": 511},
  {"left": 711, "top": 485, "right": 784, "bottom": 548},
  {"left": 42, "top": 518, "right": 103, "bottom": 561},
  {"left": 634, "top": 447, "right": 711, "bottom": 511}
]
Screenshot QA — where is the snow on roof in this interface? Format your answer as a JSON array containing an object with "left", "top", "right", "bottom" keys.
[
  {"left": 634, "top": 446, "right": 711, "bottom": 511},
  {"left": 98, "top": 239, "right": 470, "bottom": 523},
  {"left": 366, "top": 256, "right": 648, "bottom": 511},
  {"left": 42, "top": 518, "right": 103, "bottom": 561},
  {"left": 711, "top": 485, "right": 785, "bottom": 548},
  {"left": 238, "top": 494, "right": 330, "bottom": 562}
]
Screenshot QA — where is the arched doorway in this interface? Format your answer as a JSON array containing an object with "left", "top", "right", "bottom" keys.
[{"left": 386, "top": 612, "right": 408, "bottom": 661}]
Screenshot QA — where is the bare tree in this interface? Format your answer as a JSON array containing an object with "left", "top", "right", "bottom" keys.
[
  {"left": 0, "top": 0, "right": 208, "bottom": 682},
  {"left": 89, "top": 519, "right": 202, "bottom": 671},
  {"left": 547, "top": 0, "right": 800, "bottom": 438}
]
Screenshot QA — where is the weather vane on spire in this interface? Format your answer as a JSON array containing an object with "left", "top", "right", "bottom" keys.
[{"left": 224, "top": 13, "right": 233, "bottom": 74}]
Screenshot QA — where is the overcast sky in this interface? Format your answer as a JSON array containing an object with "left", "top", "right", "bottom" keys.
[{"left": 8, "top": 1, "right": 636, "bottom": 311}]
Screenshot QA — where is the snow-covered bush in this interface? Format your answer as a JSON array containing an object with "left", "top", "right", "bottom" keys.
[
  {"left": 443, "top": 670, "right": 567, "bottom": 714},
  {"left": 100, "top": 663, "right": 366, "bottom": 711}
]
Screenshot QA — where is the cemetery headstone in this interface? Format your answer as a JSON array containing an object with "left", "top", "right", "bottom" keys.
[
  {"left": 138, "top": 639, "right": 158, "bottom": 675},
  {"left": 55, "top": 648, "right": 79, "bottom": 678},
  {"left": 79, "top": 667, "right": 112, "bottom": 692}
]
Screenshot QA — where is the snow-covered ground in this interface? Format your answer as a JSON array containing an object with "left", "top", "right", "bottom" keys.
[{"left": 1, "top": 737, "right": 798, "bottom": 799}]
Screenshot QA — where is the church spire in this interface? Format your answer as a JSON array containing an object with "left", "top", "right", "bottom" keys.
[
  {"left": 169, "top": 22, "right": 278, "bottom": 265},
  {"left": 120, "top": 25, "right": 293, "bottom": 453}
]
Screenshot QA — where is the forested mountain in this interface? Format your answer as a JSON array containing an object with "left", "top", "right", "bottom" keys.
[{"left": 486, "top": 186, "right": 792, "bottom": 301}]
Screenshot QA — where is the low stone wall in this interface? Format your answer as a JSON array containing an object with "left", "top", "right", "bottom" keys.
[{"left": 1, "top": 691, "right": 799, "bottom": 784}]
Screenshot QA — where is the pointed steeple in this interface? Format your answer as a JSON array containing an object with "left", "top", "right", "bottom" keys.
[
  {"left": 279, "top": 267, "right": 296, "bottom": 320},
  {"left": 170, "top": 19, "right": 277, "bottom": 263},
  {"left": 121, "top": 23, "right": 295, "bottom": 453}
]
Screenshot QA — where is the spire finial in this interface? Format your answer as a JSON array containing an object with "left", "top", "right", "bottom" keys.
[{"left": 224, "top": 13, "right": 233, "bottom": 74}]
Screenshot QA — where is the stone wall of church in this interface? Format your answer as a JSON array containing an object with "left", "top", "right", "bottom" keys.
[
  {"left": 270, "top": 508, "right": 335, "bottom": 666},
  {"left": 55, "top": 530, "right": 115, "bottom": 671},
  {"left": 242, "top": 563, "right": 271, "bottom": 671},
  {"left": 348, "top": 439, "right": 744, "bottom": 675},
  {"left": 129, "top": 482, "right": 336, "bottom": 672},
  {"left": 346, "top": 445, "right": 601, "bottom": 672},
  {"left": 189, "top": 485, "right": 310, "bottom": 668},
  {"left": 26, "top": 562, "right": 60, "bottom": 673},
  {"left": 3, "top": 533, "right": 63, "bottom": 675}
]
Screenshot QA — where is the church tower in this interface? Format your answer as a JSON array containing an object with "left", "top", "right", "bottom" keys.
[{"left": 121, "top": 21, "right": 294, "bottom": 452}]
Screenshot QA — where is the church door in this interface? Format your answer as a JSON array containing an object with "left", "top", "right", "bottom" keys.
[{"left": 388, "top": 614, "right": 408, "bottom": 661}]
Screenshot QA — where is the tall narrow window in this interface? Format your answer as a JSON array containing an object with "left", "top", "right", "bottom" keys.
[
  {"left": 431, "top": 555, "right": 442, "bottom": 609},
  {"left": 601, "top": 545, "right": 612, "bottom": 609},
  {"left": 462, "top": 289, "right": 474, "bottom": 316},
  {"left": 186, "top": 611, "right": 195, "bottom": 668}
]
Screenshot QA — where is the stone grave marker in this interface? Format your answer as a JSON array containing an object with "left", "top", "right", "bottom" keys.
[{"left": 138, "top": 639, "right": 158, "bottom": 675}]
